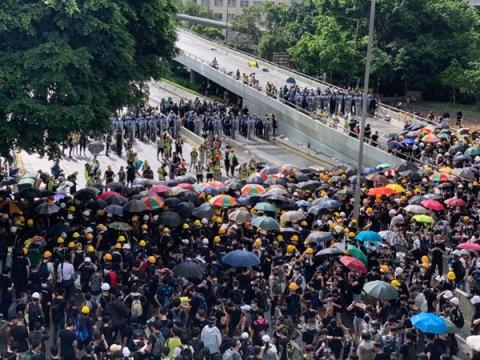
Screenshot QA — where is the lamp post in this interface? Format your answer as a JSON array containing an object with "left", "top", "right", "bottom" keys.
[
  {"left": 353, "top": 0, "right": 376, "bottom": 222},
  {"left": 225, "top": 0, "right": 229, "bottom": 44}
]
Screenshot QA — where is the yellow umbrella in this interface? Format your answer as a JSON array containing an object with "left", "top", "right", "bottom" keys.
[
  {"left": 439, "top": 167, "right": 453, "bottom": 174},
  {"left": 248, "top": 60, "right": 258, "bottom": 68},
  {"left": 385, "top": 183, "right": 405, "bottom": 194}
]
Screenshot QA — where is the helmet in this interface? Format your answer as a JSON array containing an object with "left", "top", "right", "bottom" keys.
[
  {"left": 147, "top": 256, "right": 156, "bottom": 264},
  {"left": 218, "top": 227, "right": 226, "bottom": 235},
  {"left": 43, "top": 250, "right": 52, "bottom": 258},
  {"left": 182, "top": 223, "right": 190, "bottom": 230},
  {"left": 216, "top": 217, "right": 223, "bottom": 224},
  {"left": 86, "top": 233, "right": 94, "bottom": 240},
  {"left": 287, "top": 245, "right": 295, "bottom": 253},
  {"left": 464, "top": 216, "right": 470, "bottom": 222},
  {"left": 96, "top": 224, "right": 104, "bottom": 231},
  {"left": 380, "top": 265, "right": 389, "bottom": 273},
  {"left": 67, "top": 241, "right": 76, "bottom": 249},
  {"left": 68, "top": 206, "right": 76, "bottom": 212},
  {"left": 23, "top": 247, "right": 28, "bottom": 255},
  {"left": 305, "top": 248, "right": 313, "bottom": 255},
  {"left": 390, "top": 279, "right": 400, "bottom": 288},
  {"left": 300, "top": 220, "right": 308, "bottom": 227},
  {"left": 72, "top": 232, "right": 80, "bottom": 239},
  {"left": 141, "top": 224, "right": 148, "bottom": 230},
  {"left": 122, "top": 243, "right": 131, "bottom": 250},
  {"left": 81, "top": 306, "right": 90, "bottom": 315},
  {"left": 103, "top": 253, "right": 112, "bottom": 261},
  {"left": 117, "top": 235, "right": 126, "bottom": 242},
  {"left": 87, "top": 245, "right": 95, "bottom": 253},
  {"left": 194, "top": 219, "right": 201, "bottom": 226},
  {"left": 139, "top": 240, "right": 147, "bottom": 247},
  {"left": 254, "top": 238, "right": 262, "bottom": 248},
  {"left": 32, "top": 292, "right": 40, "bottom": 299},
  {"left": 27, "top": 219, "right": 34, "bottom": 227},
  {"left": 101, "top": 283, "right": 110, "bottom": 291},
  {"left": 348, "top": 232, "right": 355, "bottom": 238},
  {"left": 162, "top": 227, "right": 170, "bottom": 234},
  {"left": 57, "top": 237, "right": 64, "bottom": 244},
  {"left": 114, "top": 243, "right": 122, "bottom": 250},
  {"left": 276, "top": 235, "right": 284, "bottom": 242},
  {"left": 213, "top": 236, "right": 221, "bottom": 243},
  {"left": 291, "top": 235, "right": 299, "bottom": 242},
  {"left": 288, "top": 282, "right": 299, "bottom": 291},
  {"left": 447, "top": 271, "right": 456, "bottom": 281},
  {"left": 421, "top": 255, "right": 429, "bottom": 264}
]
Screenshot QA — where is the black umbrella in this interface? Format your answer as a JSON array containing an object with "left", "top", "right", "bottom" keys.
[
  {"left": 261, "top": 193, "right": 290, "bottom": 203},
  {"left": 246, "top": 174, "right": 264, "bottom": 184},
  {"left": 107, "top": 182, "right": 129, "bottom": 193},
  {"left": 47, "top": 223, "right": 72, "bottom": 236},
  {"left": 108, "top": 222, "right": 132, "bottom": 231},
  {"left": 104, "top": 204, "right": 124, "bottom": 217},
  {"left": 36, "top": 203, "right": 60, "bottom": 215},
  {"left": 337, "top": 188, "right": 354, "bottom": 196},
  {"left": 264, "top": 177, "right": 287, "bottom": 186},
  {"left": 225, "top": 180, "right": 244, "bottom": 191},
  {"left": 296, "top": 180, "right": 320, "bottom": 190},
  {"left": 106, "top": 194, "right": 128, "bottom": 205},
  {"left": 123, "top": 200, "right": 147, "bottom": 213},
  {"left": 157, "top": 211, "right": 182, "bottom": 227},
  {"left": 175, "top": 202, "right": 195, "bottom": 218},
  {"left": 408, "top": 195, "right": 425, "bottom": 205},
  {"left": 74, "top": 188, "right": 97, "bottom": 202},
  {"left": 17, "top": 188, "right": 43, "bottom": 199},
  {"left": 316, "top": 247, "right": 344, "bottom": 257},
  {"left": 448, "top": 143, "right": 469, "bottom": 155},
  {"left": 87, "top": 199, "right": 108, "bottom": 211},
  {"left": 396, "top": 162, "right": 419, "bottom": 173},
  {"left": 164, "top": 197, "right": 182, "bottom": 208},
  {"left": 307, "top": 231, "right": 334, "bottom": 244},
  {"left": 192, "top": 203, "right": 215, "bottom": 219},
  {"left": 176, "top": 175, "right": 197, "bottom": 184},
  {"left": 172, "top": 261, "right": 205, "bottom": 279},
  {"left": 180, "top": 192, "right": 201, "bottom": 206}
]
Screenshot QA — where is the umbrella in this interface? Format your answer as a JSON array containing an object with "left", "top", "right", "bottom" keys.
[
  {"left": 157, "top": 211, "right": 182, "bottom": 227},
  {"left": 142, "top": 196, "right": 165, "bottom": 211},
  {"left": 246, "top": 174, "right": 265, "bottom": 184},
  {"left": 254, "top": 202, "right": 277, "bottom": 213},
  {"left": 228, "top": 208, "right": 251, "bottom": 224},
  {"left": 108, "top": 221, "right": 132, "bottom": 231},
  {"left": 210, "top": 194, "right": 238, "bottom": 208},
  {"left": 457, "top": 242, "right": 480, "bottom": 251},
  {"left": 173, "top": 261, "right": 205, "bottom": 279},
  {"left": 280, "top": 210, "right": 305, "bottom": 223},
  {"left": 260, "top": 166, "right": 280, "bottom": 176},
  {"left": 422, "top": 134, "right": 440, "bottom": 143},
  {"left": 166, "top": 187, "right": 187, "bottom": 197},
  {"left": 366, "top": 174, "right": 388, "bottom": 184},
  {"left": 241, "top": 184, "right": 265, "bottom": 196},
  {"left": 448, "top": 143, "right": 469, "bottom": 154},
  {"left": 316, "top": 246, "right": 344, "bottom": 257},
  {"left": 453, "top": 167, "right": 476, "bottom": 180},
  {"left": 411, "top": 312, "right": 448, "bottom": 334},
  {"left": 264, "top": 177, "right": 287, "bottom": 186},
  {"left": 261, "top": 193, "right": 291, "bottom": 204},
  {"left": 106, "top": 194, "right": 128, "bottom": 205},
  {"left": 175, "top": 202, "right": 195, "bottom": 218},
  {"left": 385, "top": 183, "right": 405, "bottom": 193},
  {"left": 337, "top": 188, "right": 354, "bottom": 196},
  {"left": 363, "top": 281, "right": 399, "bottom": 300},
  {"left": 396, "top": 162, "right": 419, "bottom": 173},
  {"left": 408, "top": 195, "right": 426, "bottom": 205},
  {"left": 444, "top": 197, "right": 466, "bottom": 208},
  {"left": 421, "top": 199, "right": 444, "bottom": 212},
  {"left": 465, "top": 147, "right": 480, "bottom": 156},
  {"left": 368, "top": 187, "right": 396, "bottom": 196},
  {"left": 467, "top": 336, "right": 480, "bottom": 352},
  {"left": 177, "top": 183, "right": 196, "bottom": 192},
  {"left": 104, "top": 204, "right": 124, "bottom": 217},
  {"left": 123, "top": 200, "right": 147, "bottom": 213},
  {"left": 315, "top": 199, "right": 341, "bottom": 210},
  {"left": 149, "top": 184, "right": 170, "bottom": 195},
  {"left": 296, "top": 180, "right": 320, "bottom": 191},
  {"left": 346, "top": 245, "right": 368, "bottom": 265},
  {"left": 296, "top": 200, "right": 312, "bottom": 208},
  {"left": 252, "top": 216, "right": 280, "bottom": 231},
  {"left": 192, "top": 203, "right": 215, "bottom": 219},
  {"left": 387, "top": 141, "right": 404, "bottom": 149},
  {"left": 307, "top": 205, "right": 327, "bottom": 217},
  {"left": 97, "top": 191, "right": 119, "bottom": 201},
  {"left": 423, "top": 193, "right": 443, "bottom": 200},
  {"left": 339, "top": 256, "right": 367, "bottom": 274},
  {"left": 378, "top": 230, "right": 401, "bottom": 244},
  {"left": 16, "top": 188, "right": 43, "bottom": 199},
  {"left": 306, "top": 231, "right": 334, "bottom": 244},
  {"left": 430, "top": 172, "right": 458, "bottom": 182},
  {"left": 225, "top": 180, "right": 243, "bottom": 191},
  {"left": 164, "top": 197, "right": 181, "bottom": 208},
  {"left": 412, "top": 214, "right": 435, "bottom": 224},
  {"left": 355, "top": 230, "right": 382, "bottom": 243},
  {"left": 47, "top": 223, "right": 72, "bottom": 236},
  {"left": 286, "top": 77, "right": 296, "bottom": 84},
  {"left": 195, "top": 184, "right": 220, "bottom": 196},
  {"left": 176, "top": 175, "right": 196, "bottom": 184},
  {"left": 222, "top": 250, "right": 260, "bottom": 267},
  {"left": 36, "top": 203, "right": 60, "bottom": 215},
  {"left": 107, "top": 182, "right": 128, "bottom": 192},
  {"left": 404, "top": 204, "right": 427, "bottom": 214},
  {"left": 74, "top": 189, "right": 97, "bottom": 202}
]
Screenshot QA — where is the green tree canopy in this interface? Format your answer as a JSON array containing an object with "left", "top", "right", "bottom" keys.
[{"left": 0, "top": 0, "right": 177, "bottom": 158}]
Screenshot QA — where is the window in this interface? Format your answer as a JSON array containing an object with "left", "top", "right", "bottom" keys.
[
  {"left": 240, "top": 0, "right": 249, "bottom": 7},
  {"left": 227, "top": 13, "right": 236, "bottom": 21},
  {"left": 214, "top": 0, "right": 223, "bottom": 6},
  {"left": 253, "top": 0, "right": 261, "bottom": 5},
  {"left": 214, "top": 13, "right": 223, "bottom": 20},
  {"left": 227, "top": 0, "right": 236, "bottom": 6},
  {"left": 200, "top": 0, "right": 209, "bottom": 6}
]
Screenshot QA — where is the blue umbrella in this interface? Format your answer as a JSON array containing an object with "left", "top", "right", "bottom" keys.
[
  {"left": 401, "top": 138, "right": 417, "bottom": 145},
  {"left": 387, "top": 141, "right": 405, "bottom": 149},
  {"left": 286, "top": 77, "right": 296, "bottom": 84},
  {"left": 411, "top": 312, "right": 448, "bottom": 334},
  {"left": 222, "top": 250, "right": 260, "bottom": 267},
  {"left": 313, "top": 198, "right": 340, "bottom": 210},
  {"left": 355, "top": 230, "right": 382, "bottom": 243},
  {"left": 237, "top": 196, "right": 252, "bottom": 206},
  {"left": 296, "top": 200, "right": 312, "bottom": 208},
  {"left": 104, "top": 204, "right": 124, "bottom": 217},
  {"left": 361, "top": 167, "right": 379, "bottom": 175}
]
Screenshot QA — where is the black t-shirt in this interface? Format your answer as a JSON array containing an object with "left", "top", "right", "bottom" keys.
[
  {"left": 59, "top": 328, "right": 76, "bottom": 358},
  {"left": 425, "top": 339, "right": 446, "bottom": 360},
  {"left": 51, "top": 298, "right": 67, "bottom": 322},
  {"left": 10, "top": 324, "right": 29, "bottom": 352}
]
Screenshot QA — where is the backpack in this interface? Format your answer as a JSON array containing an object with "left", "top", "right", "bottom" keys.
[
  {"left": 271, "top": 277, "right": 282, "bottom": 295},
  {"left": 451, "top": 309, "right": 464, "bottom": 329},
  {"left": 151, "top": 331, "right": 166, "bottom": 357},
  {"left": 131, "top": 299, "right": 143, "bottom": 318},
  {"left": 159, "top": 320, "right": 171, "bottom": 339},
  {"left": 75, "top": 318, "right": 91, "bottom": 342},
  {"left": 381, "top": 335, "right": 396, "bottom": 358},
  {"left": 28, "top": 302, "right": 43, "bottom": 326},
  {"left": 90, "top": 273, "right": 102, "bottom": 294},
  {"left": 38, "top": 261, "right": 49, "bottom": 281}
]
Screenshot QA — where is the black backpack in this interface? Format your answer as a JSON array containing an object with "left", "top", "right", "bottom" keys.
[{"left": 28, "top": 302, "right": 43, "bottom": 326}]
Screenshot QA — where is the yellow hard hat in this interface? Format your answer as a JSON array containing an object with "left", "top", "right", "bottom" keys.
[
  {"left": 194, "top": 220, "right": 201, "bottom": 226},
  {"left": 81, "top": 306, "right": 90, "bottom": 315},
  {"left": 163, "top": 227, "right": 170, "bottom": 234},
  {"left": 291, "top": 235, "right": 299, "bottom": 242},
  {"left": 103, "top": 253, "right": 112, "bottom": 261},
  {"left": 305, "top": 248, "right": 313, "bottom": 255},
  {"left": 366, "top": 207, "right": 373, "bottom": 214},
  {"left": 27, "top": 219, "right": 34, "bottom": 227},
  {"left": 276, "top": 234, "right": 284, "bottom": 242},
  {"left": 141, "top": 224, "right": 148, "bottom": 230},
  {"left": 464, "top": 216, "right": 470, "bottom": 222},
  {"left": 68, "top": 206, "right": 76, "bottom": 212},
  {"left": 87, "top": 245, "right": 95, "bottom": 253},
  {"left": 219, "top": 227, "right": 226, "bottom": 235},
  {"left": 421, "top": 255, "right": 429, "bottom": 264},
  {"left": 447, "top": 271, "right": 456, "bottom": 281},
  {"left": 57, "top": 237, "right": 65, "bottom": 244},
  {"left": 300, "top": 220, "right": 308, "bottom": 227},
  {"left": 288, "top": 282, "right": 299, "bottom": 291},
  {"left": 43, "top": 250, "right": 52, "bottom": 259},
  {"left": 421, "top": 262, "right": 429, "bottom": 269},
  {"left": 287, "top": 245, "right": 295, "bottom": 253},
  {"left": 68, "top": 241, "right": 76, "bottom": 249},
  {"left": 117, "top": 235, "right": 126, "bottom": 242},
  {"left": 390, "top": 279, "right": 400, "bottom": 288},
  {"left": 147, "top": 255, "right": 156, "bottom": 264},
  {"left": 139, "top": 240, "right": 147, "bottom": 247},
  {"left": 348, "top": 232, "right": 355, "bottom": 238},
  {"left": 96, "top": 224, "right": 104, "bottom": 231},
  {"left": 72, "top": 232, "right": 80, "bottom": 239},
  {"left": 380, "top": 264, "right": 389, "bottom": 273},
  {"left": 115, "top": 243, "right": 122, "bottom": 250},
  {"left": 254, "top": 238, "right": 262, "bottom": 248},
  {"left": 23, "top": 247, "right": 28, "bottom": 255},
  {"left": 183, "top": 223, "right": 190, "bottom": 230},
  {"left": 86, "top": 233, "right": 93, "bottom": 240},
  {"left": 216, "top": 217, "right": 223, "bottom": 224},
  {"left": 213, "top": 236, "right": 221, "bottom": 243}
]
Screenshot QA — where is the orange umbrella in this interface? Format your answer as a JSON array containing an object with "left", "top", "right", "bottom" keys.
[{"left": 367, "top": 187, "right": 397, "bottom": 196}]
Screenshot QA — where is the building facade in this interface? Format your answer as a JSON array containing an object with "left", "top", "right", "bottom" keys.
[{"left": 195, "top": 0, "right": 291, "bottom": 22}]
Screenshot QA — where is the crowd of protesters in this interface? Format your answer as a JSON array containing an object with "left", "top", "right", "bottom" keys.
[{"left": 3, "top": 93, "right": 480, "bottom": 360}]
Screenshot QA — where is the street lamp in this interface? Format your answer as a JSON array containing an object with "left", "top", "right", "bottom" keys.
[{"left": 353, "top": 0, "right": 376, "bottom": 222}]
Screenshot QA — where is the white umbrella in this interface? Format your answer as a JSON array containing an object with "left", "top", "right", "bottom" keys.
[
  {"left": 404, "top": 204, "right": 428, "bottom": 214},
  {"left": 378, "top": 230, "right": 401, "bottom": 245},
  {"left": 280, "top": 210, "right": 305, "bottom": 223},
  {"left": 467, "top": 335, "right": 480, "bottom": 351}
]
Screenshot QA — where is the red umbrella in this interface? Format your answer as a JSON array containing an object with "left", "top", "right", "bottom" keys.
[
  {"left": 148, "top": 184, "right": 170, "bottom": 195},
  {"left": 457, "top": 242, "right": 480, "bottom": 251},
  {"left": 367, "top": 187, "right": 396, "bottom": 196},
  {"left": 421, "top": 199, "right": 444, "bottom": 212},
  {"left": 445, "top": 197, "right": 466, "bottom": 208},
  {"left": 339, "top": 256, "right": 368, "bottom": 274},
  {"left": 177, "top": 183, "right": 196, "bottom": 193},
  {"left": 97, "top": 191, "right": 118, "bottom": 200}
]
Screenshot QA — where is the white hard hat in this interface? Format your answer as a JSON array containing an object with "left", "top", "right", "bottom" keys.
[
  {"left": 262, "top": 334, "right": 271, "bottom": 343},
  {"left": 241, "top": 332, "right": 249, "bottom": 339},
  {"left": 101, "top": 283, "right": 111, "bottom": 291},
  {"left": 84, "top": 257, "right": 92, "bottom": 263},
  {"left": 449, "top": 297, "right": 459, "bottom": 306},
  {"left": 32, "top": 292, "right": 40, "bottom": 299},
  {"left": 122, "top": 243, "right": 131, "bottom": 250},
  {"left": 202, "top": 238, "right": 209, "bottom": 245}
]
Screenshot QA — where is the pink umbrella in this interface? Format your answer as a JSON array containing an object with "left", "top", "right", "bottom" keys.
[
  {"left": 97, "top": 191, "right": 118, "bottom": 200},
  {"left": 421, "top": 199, "right": 444, "bottom": 212},
  {"left": 457, "top": 242, "right": 480, "bottom": 251},
  {"left": 177, "top": 183, "right": 197, "bottom": 193},
  {"left": 444, "top": 197, "right": 466, "bottom": 208},
  {"left": 339, "top": 256, "right": 368, "bottom": 274},
  {"left": 148, "top": 184, "right": 170, "bottom": 195}
]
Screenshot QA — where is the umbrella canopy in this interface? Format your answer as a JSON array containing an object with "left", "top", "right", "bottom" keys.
[
  {"left": 254, "top": 202, "right": 277, "bottom": 213},
  {"left": 385, "top": 183, "right": 405, "bottom": 193},
  {"left": 260, "top": 166, "right": 280, "bottom": 176},
  {"left": 175, "top": 175, "right": 196, "bottom": 184},
  {"left": 228, "top": 208, "right": 252, "bottom": 224},
  {"left": 174, "top": 202, "right": 195, "bottom": 218},
  {"left": 192, "top": 203, "right": 215, "bottom": 219},
  {"left": 108, "top": 222, "right": 132, "bottom": 231},
  {"left": 444, "top": 197, "right": 466, "bottom": 208},
  {"left": 149, "top": 184, "right": 170, "bottom": 195},
  {"left": 412, "top": 214, "right": 435, "bottom": 224},
  {"left": 363, "top": 280, "right": 399, "bottom": 300},
  {"left": 366, "top": 174, "right": 388, "bottom": 184},
  {"left": 222, "top": 250, "right": 260, "bottom": 267},
  {"left": 314, "top": 198, "right": 341, "bottom": 210},
  {"left": 106, "top": 194, "right": 128, "bottom": 205},
  {"left": 339, "top": 256, "right": 368, "bottom": 274},
  {"left": 73, "top": 188, "right": 98, "bottom": 202},
  {"left": 316, "top": 246, "right": 344, "bottom": 257},
  {"left": 142, "top": 196, "right": 165, "bottom": 211},
  {"left": 396, "top": 162, "right": 419, "bottom": 173},
  {"left": 355, "top": 230, "right": 382, "bottom": 243},
  {"left": 404, "top": 205, "right": 428, "bottom": 214},
  {"left": 261, "top": 193, "right": 290, "bottom": 204},
  {"left": 252, "top": 216, "right": 280, "bottom": 231},
  {"left": 123, "top": 200, "right": 147, "bottom": 213},
  {"left": 241, "top": 184, "right": 265, "bottom": 197},
  {"left": 465, "top": 147, "right": 480, "bottom": 156},
  {"left": 346, "top": 245, "right": 368, "bottom": 265},
  {"left": 466, "top": 335, "right": 480, "bottom": 352},
  {"left": 421, "top": 199, "right": 444, "bottom": 212},
  {"left": 164, "top": 197, "right": 181, "bottom": 208},
  {"left": 378, "top": 230, "right": 401, "bottom": 244},
  {"left": 166, "top": 186, "right": 188, "bottom": 197},
  {"left": 457, "top": 242, "right": 480, "bottom": 251},
  {"left": 157, "top": 211, "right": 182, "bottom": 227},
  {"left": 453, "top": 167, "right": 476, "bottom": 180},
  {"left": 422, "top": 134, "right": 440, "bottom": 143},
  {"left": 286, "top": 76, "right": 296, "bottom": 84},
  {"left": 210, "top": 194, "right": 238, "bottom": 208},
  {"left": 306, "top": 231, "right": 333, "bottom": 244},
  {"left": 411, "top": 312, "right": 448, "bottom": 334},
  {"left": 47, "top": 223, "right": 72, "bottom": 237},
  {"left": 97, "top": 191, "right": 119, "bottom": 201},
  {"left": 280, "top": 210, "right": 305, "bottom": 223},
  {"left": 246, "top": 174, "right": 265, "bottom": 184},
  {"left": 172, "top": 261, "right": 205, "bottom": 279},
  {"left": 16, "top": 188, "right": 43, "bottom": 199},
  {"left": 296, "top": 180, "right": 320, "bottom": 191},
  {"left": 36, "top": 203, "right": 60, "bottom": 215},
  {"left": 368, "top": 187, "right": 396, "bottom": 196},
  {"left": 225, "top": 180, "right": 243, "bottom": 191},
  {"left": 104, "top": 204, "right": 124, "bottom": 217},
  {"left": 195, "top": 184, "right": 220, "bottom": 196},
  {"left": 430, "top": 172, "right": 458, "bottom": 183},
  {"left": 0, "top": 199, "right": 22, "bottom": 215}
]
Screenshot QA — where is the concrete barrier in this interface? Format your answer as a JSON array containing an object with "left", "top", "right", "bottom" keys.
[
  {"left": 180, "top": 127, "right": 204, "bottom": 148},
  {"left": 176, "top": 53, "right": 404, "bottom": 168}
]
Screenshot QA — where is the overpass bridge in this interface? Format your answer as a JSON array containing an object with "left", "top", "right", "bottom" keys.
[{"left": 175, "top": 28, "right": 430, "bottom": 167}]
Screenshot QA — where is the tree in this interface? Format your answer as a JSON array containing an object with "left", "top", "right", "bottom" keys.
[
  {"left": 0, "top": 0, "right": 177, "bottom": 158},
  {"left": 231, "top": 6, "right": 262, "bottom": 49},
  {"left": 461, "top": 62, "right": 480, "bottom": 105},
  {"left": 439, "top": 59, "right": 465, "bottom": 106}
]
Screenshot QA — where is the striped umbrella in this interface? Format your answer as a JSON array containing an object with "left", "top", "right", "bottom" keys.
[
  {"left": 241, "top": 184, "right": 266, "bottom": 196},
  {"left": 142, "top": 196, "right": 165, "bottom": 210},
  {"left": 209, "top": 194, "right": 238, "bottom": 208}
]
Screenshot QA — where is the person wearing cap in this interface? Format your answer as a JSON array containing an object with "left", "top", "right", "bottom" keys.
[
  {"left": 201, "top": 316, "right": 222, "bottom": 356},
  {"left": 26, "top": 292, "right": 44, "bottom": 332}
]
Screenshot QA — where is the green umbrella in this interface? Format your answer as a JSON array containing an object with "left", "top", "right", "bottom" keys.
[
  {"left": 347, "top": 245, "right": 368, "bottom": 265},
  {"left": 252, "top": 216, "right": 280, "bottom": 231},
  {"left": 363, "top": 280, "right": 399, "bottom": 300},
  {"left": 254, "top": 202, "right": 277, "bottom": 213},
  {"left": 412, "top": 214, "right": 435, "bottom": 224}
]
